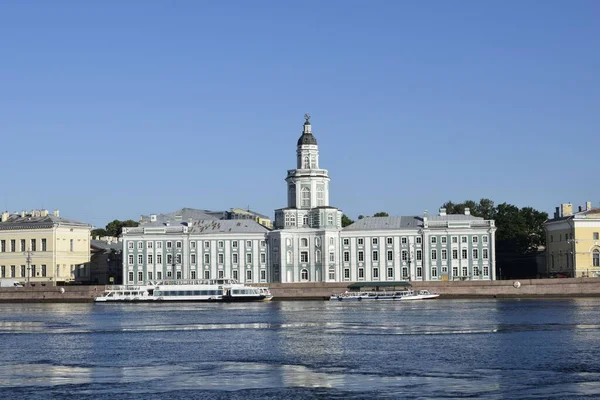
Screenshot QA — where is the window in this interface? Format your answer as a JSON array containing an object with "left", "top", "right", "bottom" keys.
[
  {"left": 472, "top": 249, "right": 479, "bottom": 260},
  {"left": 317, "top": 187, "right": 324, "bottom": 206},
  {"left": 10, "top": 265, "right": 15, "bottom": 278},
  {"left": 233, "top": 270, "right": 238, "bottom": 280},
  {"left": 138, "top": 254, "right": 143, "bottom": 264},
  {"left": 594, "top": 250, "right": 600, "bottom": 267},
  {"left": 372, "top": 251, "right": 378, "bottom": 261},
  {"left": 344, "top": 268, "right": 350, "bottom": 280},
  {"left": 452, "top": 236, "right": 458, "bottom": 244},
  {"left": 10, "top": 240, "right": 15, "bottom": 252},
  {"left": 343, "top": 238, "right": 349, "bottom": 246},
  {"left": 474, "top": 266, "right": 480, "bottom": 276},
  {"left": 233, "top": 253, "right": 238, "bottom": 264},
  {"left": 191, "top": 254, "right": 196, "bottom": 264},
  {"left": 441, "top": 249, "right": 447, "bottom": 260},
  {"left": 31, "top": 239, "right": 37, "bottom": 251},
  {"left": 128, "top": 271, "right": 134, "bottom": 282},
  {"left": 373, "top": 268, "right": 379, "bottom": 279},
  {"left": 204, "top": 241, "right": 210, "bottom": 249},
  {"left": 20, "top": 239, "right": 26, "bottom": 251},
  {"left": 128, "top": 254, "right": 134, "bottom": 267},
  {"left": 232, "top": 241, "right": 238, "bottom": 248},
  {"left": 148, "top": 254, "right": 153, "bottom": 264},
  {"left": 301, "top": 238, "right": 308, "bottom": 247},
  {"left": 246, "top": 253, "right": 252, "bottom": 263},
  {"left": 483, "top": 266, "right": 489, "bottom": 276},
  {"left": 462, "top": 266, "right": 468, "bottom": 277},
  {"left": 204, "top": 254, "right": 210, "bottom": 264},
  {"left": 70, "top": 239, "right": 74, "bottom": 252},
  {"left": 329, "top": 237, "right": 335, "bottom": 245},
  {"left": 328, "top": 267, "right": 335, "bottom": 280},
  {"left": 329, "top": 252, "right": 335, "bottom": 262},
  {"left": 452, "top": 266, "right": 458, "bottom": 277},
  {"left": 218, "top": 253, "right": 224, "bottom": 264},
  {"left": 246, "top": 269, "right": 252, "bottom": 282},
  {"left": 300, "top": 251, "right": 309, "bottom": 263},
  {"left": 167, "top": 241, "right": 172, "bottom": 249},
  {"left": 261, "top": 240, "right": 266, "bottom": 248},
  {"left": 387, "top": 267, "right": 393, "bottom": 278},
  {"left": 432, "top": 267, "right": 438, "bottom": 278},
  {"left": 315, "top": 237, "right": 321, "bottom": 247},
  {"left": 401, "top": 237, "right": 407, "bottom": 245},
  {"left": 402, "top": 250, "right": 408, "bottom": 261},
  {"left": 260, "top": 270, "right": 266, "bottom": 281},
  {"left": 218, "top": 241, "right": 224, "bottom": 249},
  {"left": 343, "top": 251, "right": 350, "bottom": 262},
  {"left": 127, "top": 242, "right": 134, "bottom": 250},
  {"left": 148, "top": 271, "right": 153, "bottom": 280},
  {"left": 219, "top": 270, "right": 225, "bottom": 279},
  {"left": 594, "top": 232, "right": 599, "bottom": 241},
  {"left": 416, "top": 267, "right": 422, "bottom": 278},
  {"left": 246, "top": 240, "right": 252, "bottom": 248},
  {"left": 190, "top": 241, "right": 196, "bottom": 249},
  {"left": 147, "top": 241, "right": 153, "bottom": 249},
  {"left": 452, "top": 249, "right": 458, "bottom": 260},
  {"left": 303, "top": 156, "right": 310, "bottom": 169},
  {"left": 156, "top": 241, "right": 162, "bottom": 249},
  {"left": 0, "top": 240, "right": 4, "bottom": 252},
  {"left": 157, "top": 271, "right": 162, "bottom": 280},
  {"left": 387, "top": 250, "right": 393, "bottom": 261},
  {"left": 472, "top": 236, "right": 478, "bottom": 244},
  {"left": 416, "top": 250, "right": 422, "bottom": 261},
  {"left": 303, "top": 215, "right": 309, "bottom": 226},
  {"left": 301, "top": 187, "right": 311, "bottom": 208},
  {"left": 157, "top": 254, "right": 162, "bottom": 264},
  {"left": 358, "top": 268, "right": 364, "bottom": 279},
  {"left": 461, "top": 236, "right": 467, "bottom": 243},
  {"left": 483, "top": 249, "right": 489, "bottom": 259},
  {"left": 1, "top": 266, "right": 4, "bottom": 278},
  {"left": 416, "top": 237, "right": 422, "bottom": 244},
  {"left": 261, "top": 253, "right": 266, "bottom": 264},
  {"left": 441, "top": 237, "right": 447, "bottom": 244},
  {"left": 431, "top": 237, "right": 437, "bottom": 244},
  {"left": 358, "top": 238, "right": 364, "bottom": 246},
  {"left": 387, "top": 237, "right": 393, "bottom": 245},
  {"left": 205, "top": 270, "right": 211, "bottom": 279},
  {"left": 482, "top": 236, "right": 488, "bottom": 243},
  {"left": 372, "top": 238, "right": 378, "bottom": 245},
  {"left": 167, "top": 254, "right": 173, "bottom": 265},
  {"left": 358, "top": 251, "right": 364, "bottom": 262},
  {"left": 431, "top": 249, "right": 437, "bottom": 260},
  {"left": 402, "top": 267, "right": 408, "bottom": 279},
  {"left": 301, "top": 269, "right": 309, "bottom": 281},
  {"left": 462, "top": 249, "right": 468, "bottom": 259},
  {"left": 176, "top": 254, "right": 181, "bottom": 264},
  {"left": 167, "top": 270, "right": 173, "bottom": 278},
  {"left": 138, "top": 271, "right": 143, "bottom": 282},
  {"left": 190, "top": 271, "right": 196, "bottom": 279},
  {"left": 176, "top": 241, "right": 182, "bottom": 249},
  {"left": 41, "top": 238, "right": 46, "bottom": 251}
]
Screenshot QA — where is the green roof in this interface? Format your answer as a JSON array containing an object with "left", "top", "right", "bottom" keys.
[{"left": 347, "top": 281, "right": 411, "bottom": 289}]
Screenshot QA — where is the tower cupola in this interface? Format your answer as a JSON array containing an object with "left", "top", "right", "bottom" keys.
[{"left": 297, "top": 113, "right": 318, "bottom": 146}]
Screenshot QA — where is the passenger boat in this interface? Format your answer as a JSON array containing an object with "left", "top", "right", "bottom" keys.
[
  {"left": 94, "top": 279, "right": 273, "bottom": 302},
  {"left": 330, "top": 288, "right": 439, "bottom": 301}
]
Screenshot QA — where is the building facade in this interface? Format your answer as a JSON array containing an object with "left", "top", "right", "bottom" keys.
[
  {"left": 122, "top": 115, "right": 497, "bottom": 284},
  {"left": 545, "top": 202, "right": 600, "bottom": 278},
  {"left": 0, "top": 209, "right": 92, "bottom": 284}
]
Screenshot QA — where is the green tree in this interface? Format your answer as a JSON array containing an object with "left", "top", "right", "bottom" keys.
[
  {"left": 358, "top": 215, "right": 365, "bottom": 220},
  {"left": 341, "top": 214, "right": 354, "bottom": 227},
  {"left": 373, "top": 212, "right": 389, "bottom": 217},
  {"left": 91, "top": 228, "right": 108, "bottom": 238},
  {"left": 106, "top": 219, "right": 139, "bottom": 237}
]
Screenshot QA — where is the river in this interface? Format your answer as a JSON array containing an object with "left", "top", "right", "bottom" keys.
[{"left": 1, "top": 299, "right": 599, "bottom": 399}]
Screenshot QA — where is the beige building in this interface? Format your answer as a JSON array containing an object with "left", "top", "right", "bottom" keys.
[
  {"left": 0, "top": 209, "right": 92, "bottom": 284},
  {"left": 545, "top": 202, "right": 600, "bottom": 278}
]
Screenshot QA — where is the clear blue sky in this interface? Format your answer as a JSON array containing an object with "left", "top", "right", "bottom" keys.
[{"left": 1, "top": 1, "right": 599, "bottom": 228}]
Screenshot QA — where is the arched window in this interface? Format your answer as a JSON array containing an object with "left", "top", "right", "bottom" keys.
[
  {"left": 310, "top": 156, "right": 316, "bottom": 169},
  {"left": 301, "top": 238, "right": 308, "bottom": 247},
  {"left": 328, "top": 266, "right": 335, "bottom": 280},
  {"left": 286, "top": 238, "right": 292, "bottom": 247},
  {"left": 315, "top": 237, "right": 321, "bottom": 247},
  {"left": 301, "top": 269, "right": 309, "bottom": 281},
  {"left": 317, "top": 187, "right": 324, "bottom": 206},
  {"left": 303, "top": 156, "right": 310, "bottom": 169},
  {"left": 329, "top": 237, "right": 335, "bottom": 246},
  {"left": 301, "top": 187, "right": 311, "bottom": 208},
  {"left": 593, "top": 249, "right": 600, "bottom": 267},
  {"left": 303, "top": 215, "right": 309, "bottom": 226}
]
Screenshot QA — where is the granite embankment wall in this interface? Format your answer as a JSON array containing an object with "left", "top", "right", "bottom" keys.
[{"left": 1, "top": 279, "right": 600, "bottom": 302}]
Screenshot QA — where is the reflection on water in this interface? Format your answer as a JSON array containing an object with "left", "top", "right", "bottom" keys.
[{"left": 1, "top": 299, "right": 600, "bottom": 398}]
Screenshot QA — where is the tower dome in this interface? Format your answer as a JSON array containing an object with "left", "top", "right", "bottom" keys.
[{"left": 297, "top": 113, "right": 318, "bottom": 146}]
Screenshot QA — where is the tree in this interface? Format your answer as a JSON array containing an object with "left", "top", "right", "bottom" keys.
[
  {"left": 358, "top": 215, "right": 365, "bottom": 220},
  {"left": 105, "top": 219, "right": 139, "bottom": 237},
  {"left": 341, "top": 214, "right": 354, "bottom": 227},
  {"left": 373, "top": 212, "right": 389, "bottom": 217},
  {"left": 91, "top": 228, "right": 108, "bottom": 238}
]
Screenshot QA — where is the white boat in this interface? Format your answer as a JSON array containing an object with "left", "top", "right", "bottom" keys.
[
  {"left": 330, "top": 288, "right": 439, "bottom": 301},
  {"left": 94, "top": 279, "right": 273, "bottom": 303}
]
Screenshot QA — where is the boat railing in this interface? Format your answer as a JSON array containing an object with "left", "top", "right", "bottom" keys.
[
  {"left": 106, "top": 285, "right": 147, "bottom": 291},
  {"left": 147, "top": 279, "right": 240, "bottom": 286}
]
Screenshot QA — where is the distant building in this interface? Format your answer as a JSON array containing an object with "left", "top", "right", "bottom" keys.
[
  {"left": 122, "top": 115, "right": 497, "bottom": 285},
  {"left": 0, "top": 209, "right": 91, "bottom": 284},
  {"left": 227, "top": 208, "right": 273, "bottom": 229},
  {"left": 545, "top": 202, "right": 600, "bottom": 278},
  {"left": 90, "top": 237, "right": 123, "bottom": 284}
]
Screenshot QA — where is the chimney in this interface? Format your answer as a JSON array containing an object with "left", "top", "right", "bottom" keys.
[
  {"left": 40, "top": 209, "right": 49, "bottom": 217},
  {"left": 464, "top": 207, "right": 470, "bottom": 216},
  {"left": 188, "top": 218, "right": 193, "bottom": 226},
  {"left": 439, "top": 208, "right": 447, "bottom": 216},
  {"left": 578, "top": 206, "right": 583, "bottom": 212},
  {"left": 150, "top": 214, "right": 157, "bottom": 222},
  {"left": 21, "top": 210, "right": 26, "bottom": 217},
  {"left": 587, "top": 201, "right": 593, "bottom": 211},
  {"left": 554, "top": 207, "right": 560, "bottom": 219},
  {"left": 53, "top": 209, "right": 60, "bottom": 217},
  {"left": 560, "top": 203, "right": 573, "bottom": 217},
  {"left": 1, "top": 211, "right": 8, "bottom": 222}
]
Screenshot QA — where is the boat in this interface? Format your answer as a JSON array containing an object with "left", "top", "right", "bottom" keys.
[
  {"left": 94, "top": 279, "right": 273, "bottom": 302},
  {"left": 330, "top": 288, "right": 439, "bottom": 301},
  {"left": 330, "top": 281, "right": 439, "bottom": 301}
]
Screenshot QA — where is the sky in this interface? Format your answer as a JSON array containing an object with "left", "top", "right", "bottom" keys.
[{"left": 1, "top": 0, "right": 599, "bottom": 228}]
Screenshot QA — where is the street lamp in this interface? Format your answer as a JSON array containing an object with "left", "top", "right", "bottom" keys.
[{"left": 24, "top": 248, "right": 33, "bottom": 285}]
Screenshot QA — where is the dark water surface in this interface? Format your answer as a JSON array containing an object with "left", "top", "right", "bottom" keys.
[{"left": 1, "top": 299, "right": 600, "bottom": 399}]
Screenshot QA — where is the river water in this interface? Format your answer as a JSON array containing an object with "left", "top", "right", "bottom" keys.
[{"left": 1, "top": 299, "right": 600, "bottom": 399}]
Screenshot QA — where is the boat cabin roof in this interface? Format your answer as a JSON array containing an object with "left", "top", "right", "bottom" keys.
[{"left": 347, "top": 281, "right": 411, "bottom": 290}]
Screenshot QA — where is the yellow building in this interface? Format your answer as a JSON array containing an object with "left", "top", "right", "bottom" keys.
[
  {"left": 545, "top": 202, "right": 600, "bottom": 278},
  {"left": 229, "top": 208, "right": 273, "bottom": 229},
  {"left": 0, "top": 209, "right": 92, "bottom": 284}
]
